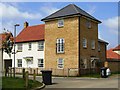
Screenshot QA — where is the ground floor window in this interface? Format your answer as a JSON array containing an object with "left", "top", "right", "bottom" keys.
[
  {"left": 80, "top": 58, "right": 87, "bottom": 69},
  {"left": 17, "top": 59, "right": 22, "bottom": 67},
  {"left": 57, "top": 58, "right": 64, "bottom": 69},
  {"left": 38, "top": 59, "right": 44, "bottom": 68}
]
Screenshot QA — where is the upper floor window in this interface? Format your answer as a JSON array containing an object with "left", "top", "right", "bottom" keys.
[
  {"left": 28, "top": 42, "right": 32, "bottom": 50},
  {"left": 98, "top": 43, "right": 100, "bottom": 51},
  {"left": 86, "top": 20, "right": 92, "bottom": 29},
  {"left": 38, "top": 41, "right": 44, "bottom": 51},
  {"left": 17, "top": 44, "right": 22, "bottom": 52},
  {"left": 58, "top": 20, "right": 64, "bottom": 27},
  {"left": 91, "top": 40, "right": 95, "bottom": 49},
  {"left": 83, "top": 38, "right": 87, "bottom": 48},
  {"left": 17, "top": 59, "right": 22, "bottom": 67},
  {"left": 56, "top": 38, "right": 64, "bottom": 53},
  {"left": 57, "top": 58, "right": 64, "bottom": 69},
  {"left": 38, "top": 59, "right": 44, "bottom": 68}
]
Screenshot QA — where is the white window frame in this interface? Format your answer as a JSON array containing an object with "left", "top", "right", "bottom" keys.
[
  {"left": 28, "top": 42, "right": 32, "bottom": 50},
  {"left": 38, "top": 41, "right": 44, "bottom": 51},
  {"left": 91, "top": 40, "right": 95, "bottom": 49},
  {"left": 38, "top": 59, "right": 44, "bottom": 68},
  {"left": 58, "top": 19, "right": 64, "bottom": 27},
  {"left": 57, "top": 38, "right": 64, "bottom": 53},
  {"left": 17, "top": 59, "right": 22, "bottom": 67},
  {"left": 57, "top": 58, "right": 64, "bottom": 69},
  {"left": 17, "top": 43, "right": 22, "bottom": 52},
  {"left": 83, "top": 38, "right": 87, "bottom": 48}
]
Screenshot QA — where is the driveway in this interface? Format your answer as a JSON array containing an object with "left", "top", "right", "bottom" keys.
[
  {"left": 35, "top": 76, "right": 119, "bottom": 89},
  {"left": 16, "top": 74, "right": 119, "bottom": 89}
]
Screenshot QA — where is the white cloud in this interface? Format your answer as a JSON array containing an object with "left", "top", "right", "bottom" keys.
[
  {"left": 1, "top": 21, "right": 14, "bottom": 33},
  {"left": 40, "top": 6, "right": 59, "bottom": 17},
  {"left": 0, "top": 3, "right": 42, "bottom": 19},
  {"left": 102, "top": 16, "right": 119, "bottom": 35}
]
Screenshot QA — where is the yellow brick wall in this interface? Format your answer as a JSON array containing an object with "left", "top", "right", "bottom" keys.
[
  {"left": 80, "top": 17, "right": 99, "bottom": 68},
  {"left": 45, "top": 17, "right": 79, "bottom": 75},
  {"left": 98, "top": 42, "right": 106, "bottom": 66}
]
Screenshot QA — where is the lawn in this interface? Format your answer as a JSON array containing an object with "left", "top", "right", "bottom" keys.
[{"left": 2, "top": 77, "right": 43, "bottom": 90}]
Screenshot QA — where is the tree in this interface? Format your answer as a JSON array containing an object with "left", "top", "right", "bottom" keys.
[{"left": 2, "top": 31, "right": 14, "bottom": 57}]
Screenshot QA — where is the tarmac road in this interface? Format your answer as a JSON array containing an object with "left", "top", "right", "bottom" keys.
[{"left": 35, "top": 76, "right": 119, "bottom": 89}]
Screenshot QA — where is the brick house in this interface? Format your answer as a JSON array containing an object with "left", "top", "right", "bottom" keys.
[
  {"left": 106, "top": 45, "right": 120, "bottom": 73},
  {"left": 3, "top": 4, "right": 108, "bottom": 76},
  {"left": 41, "top": 4, "right": 108, "bottom": 76}
]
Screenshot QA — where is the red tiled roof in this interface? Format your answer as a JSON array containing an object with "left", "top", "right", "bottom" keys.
[
  {"left": 107, "top": 48, "right": 120, "bottom": 60},
  {"left": 113, "top": 45, "right": 120, "bottom": 51},
  {"left": 16, "top": 24, "right": 45, "bottom": 43}
]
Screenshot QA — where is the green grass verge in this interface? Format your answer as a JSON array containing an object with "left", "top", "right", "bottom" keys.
[{"left": 2, "top": 77, "right": 43, "bottom": 90}]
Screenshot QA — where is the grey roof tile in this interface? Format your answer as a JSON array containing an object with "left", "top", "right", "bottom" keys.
[
  {"left": 98, "top": 39, "right": 109, "bottom": 44},
  {"left": 41, "top": 4, "right": 101, "bottom": 23}
]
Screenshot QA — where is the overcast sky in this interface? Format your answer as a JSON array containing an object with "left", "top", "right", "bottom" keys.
[{"left": 0, "top": 2, "right": 119, "bottom": 49}]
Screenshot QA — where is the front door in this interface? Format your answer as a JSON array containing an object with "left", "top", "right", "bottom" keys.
[{"left": 4, "top": 59, "right": 12, "bottom": 70}]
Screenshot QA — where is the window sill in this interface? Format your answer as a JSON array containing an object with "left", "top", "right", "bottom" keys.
[
  {"left": 37, "top": 49, "right": 44, "bottom": 51},
  {"left": 57, "top": 68, "right": 64, "bottom": 69},
  {"left": 57, "top": 52, "right": 65, "bottom": 54},
  {"left": 83, "top": 47, "right": 87, "bottom": 49},
  {"left": 58, "top": 26, "right": 64, "bottom": 28},
  {"left": 17, "top": 50, "right": 22, "bottom": 52}
]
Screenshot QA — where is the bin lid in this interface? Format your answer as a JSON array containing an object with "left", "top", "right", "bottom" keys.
[
  {"left": 101, "top": 67, "right": 108, "bottom": 69},
  {"left": 41, "top": 70, "right": 52, "bottom": 72}
]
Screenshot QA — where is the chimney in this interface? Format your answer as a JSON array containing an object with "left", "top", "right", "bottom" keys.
[{"left": 24, "top": 21, "right": 29, "bottom": 28}]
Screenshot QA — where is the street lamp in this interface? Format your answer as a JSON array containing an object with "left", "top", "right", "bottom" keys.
[{"left": 13, "top": 24, "right": 20, "bottom": 78}]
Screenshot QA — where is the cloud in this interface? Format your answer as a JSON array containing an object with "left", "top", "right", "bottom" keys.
[
  {"left": 0, "top": 3, "right": 42, "bottom": 19},
  {"left": 40, "top": 5, "right": 59, "bottom": 17},
  {"left": 102, "top": 16, "right": 119, "bottom": 35}
]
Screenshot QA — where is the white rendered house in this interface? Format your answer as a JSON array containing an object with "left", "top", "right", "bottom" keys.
[{"left": 3, "top": 22, "right": 45, "bottom": 69}]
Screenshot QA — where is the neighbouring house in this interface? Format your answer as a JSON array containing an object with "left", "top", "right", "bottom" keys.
[
  {"left": 41, "top": 4, "right": 108, "bottom": 76},
  {"left": 0, "top": 32, "right": 13, "bottom": 75},
  {"left": 3, "top": 22, "right": 45, "bottom": 73},
  {"left": 106, "top": 45, "right": 120, "bottom": 73}
]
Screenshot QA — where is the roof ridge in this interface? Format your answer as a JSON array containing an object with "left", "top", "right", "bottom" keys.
[
  {"left": 28, "top": 24, "right": 45, "bottom": 28},
  {"left": 72, "top": 4, "right": 79, "bottom": 14}
]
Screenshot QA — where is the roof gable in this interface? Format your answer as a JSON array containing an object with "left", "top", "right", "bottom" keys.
[
  {"left": 41, "top": 4, "right": 101, "bottom": 23},
  {"left": 16, "top": 24, "right": 45, "bottom": 43},
  {"left": 107, "top": 48, "right": 120, "bottom": 60},
  {"left": 113, "top": 45, "right": 120, "bottom": 51}
]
